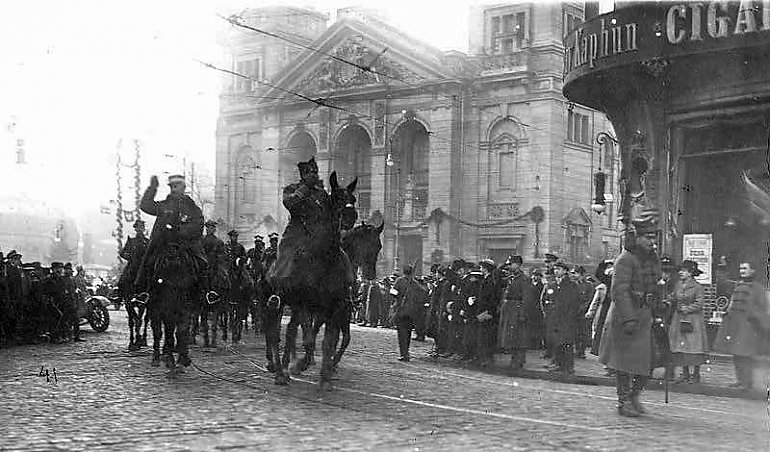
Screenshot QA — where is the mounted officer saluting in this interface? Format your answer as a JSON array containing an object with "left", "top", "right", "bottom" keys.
[
  {"left": 134, "top": 174, "right": 206, "bottom": 371},
  {"left": 134, "top": 174, "right": 207, "bottom": 297}
]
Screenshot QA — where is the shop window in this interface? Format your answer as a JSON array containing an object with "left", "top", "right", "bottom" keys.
[{"left": 567, "top": 111, "right": 590, "bottom": 145}]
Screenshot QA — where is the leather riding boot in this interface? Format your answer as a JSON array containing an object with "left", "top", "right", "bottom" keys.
[
  {"left": 629, "top": 374, "right": 648, "bottom": 414},
  {"left": 615, "top": 372, "right": 640, "bottom": 417}
]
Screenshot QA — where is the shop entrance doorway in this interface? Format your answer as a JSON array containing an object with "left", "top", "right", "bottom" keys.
[{"left": 682, "top": 149, "right": 769, "bottom": 277}]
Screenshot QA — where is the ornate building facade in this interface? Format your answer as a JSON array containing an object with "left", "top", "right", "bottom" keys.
[{"left": 215, "top": 3, "right": 619, "bottom": 275}]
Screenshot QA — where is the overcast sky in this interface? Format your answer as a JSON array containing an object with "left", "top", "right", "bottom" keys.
[{"left": 0, "top": 0, "right": 509, "bottom": 216}]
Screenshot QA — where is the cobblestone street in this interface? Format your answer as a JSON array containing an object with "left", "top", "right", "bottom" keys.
[{"left": 1, "top": 310, "right": 768, "bottom": 451}]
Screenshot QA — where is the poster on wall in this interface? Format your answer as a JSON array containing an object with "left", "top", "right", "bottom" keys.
[{"left": 682, "top": 234, "right": 712, "bottom": 285}]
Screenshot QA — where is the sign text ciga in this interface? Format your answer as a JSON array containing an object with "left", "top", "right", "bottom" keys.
[{"left": 666, "top": 1, "right": 770, "bottom": 44}]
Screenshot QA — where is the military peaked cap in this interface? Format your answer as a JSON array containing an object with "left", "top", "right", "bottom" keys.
[
  {"left": 167, "top": 174, "right": 185, "bottom": 185},
  {"left": 227, "top": 229, "right": 239, "bottom": 236},
  {"left": 204, "top": 219, "right": 218, "bottom": 227}
]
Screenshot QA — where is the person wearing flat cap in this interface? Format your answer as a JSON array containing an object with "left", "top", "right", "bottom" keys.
[
  {"left": 118, "top": 219, "right": 149, "bottom": 309},
  {"left": 599, "top": 210, "right": 662, "bottom": 417},
  {"left": 664, "top": 260, "right": 707, "bottom": 385}
]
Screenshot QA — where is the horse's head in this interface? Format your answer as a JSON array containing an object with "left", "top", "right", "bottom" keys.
[
  {"left": 344, "top": 221, "right": 384, "bottom": 280},
  {"left": 329, "top": 171, "right": 358, "bottom": 230}
]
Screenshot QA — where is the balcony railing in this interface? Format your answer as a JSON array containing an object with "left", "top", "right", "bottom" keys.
[{"left": 480, "top": 51, "right": 529, "bottom": 75}]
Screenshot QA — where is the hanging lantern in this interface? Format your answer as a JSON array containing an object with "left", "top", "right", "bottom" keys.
[{"left": 592, "top": 170, "right": 607, "bottom": 214}]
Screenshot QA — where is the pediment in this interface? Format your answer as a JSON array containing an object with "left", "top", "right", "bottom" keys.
[
  {"left": 266, "top": 18, "right": 457, "bottom": 99},
  {"left": 563, "top": 207, "right": 591, "bottom": 227}
]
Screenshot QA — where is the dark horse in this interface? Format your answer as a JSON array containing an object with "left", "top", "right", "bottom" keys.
[
  {"left": 266, "top": 172, "right": 357, "bottom": 389},
  {"left": 227, "top": 260, "right": 254, "bottom": 344},
  {"left": 148, "top": 243, "right": 198, "bottom": 378},
  {"left": 120, "top": 277, "right": 150, "bottom": 351},
  {"left": 316, "top": 221, "right": 384, "bottom": 370}
]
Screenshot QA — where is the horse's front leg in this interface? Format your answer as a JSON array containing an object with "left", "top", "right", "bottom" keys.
[
  {"left": 125, "top": 302, "right": 136, "bottom": 350},
  {"left": 292, "top": 311, "right": 316, "bottom": 374},
  {"left": 320, "top": 319, "right": 341, "bottom": 391},
  {"left": 282, "top": 308, "right": 300, "bottom": 371},
  {"left": 333, "top": 310, "right": 351, "bottom": 371},
  {"left": 149, "top": 304, "right": 162, "bottom": 367}
]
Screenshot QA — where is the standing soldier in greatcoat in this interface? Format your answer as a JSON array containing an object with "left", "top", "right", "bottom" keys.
[
  {"left": 475, "top": 259, "right": 500, "bottom": 366},
  {"left": 543, "top": 261, "right": 578, "bottom": 375},
  {"left": 498, "top": 255, "right": 529, "bottom": 369},
  {"left": 599, "top": 213, "right": 661, "bottom": 417},
  {"left": 713, "top": 260, "right": 770, "bottom": 390}
]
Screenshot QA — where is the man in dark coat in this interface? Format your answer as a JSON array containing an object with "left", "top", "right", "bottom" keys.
[
  {"left": 118, "top": 220, "right": 149, "bottom": 301},
  {"left": 246, "top": 234, "right": 266, "bottom": 283},
  {"left": 45, "top": 262, "right": 78, "bottom": 343},
  {"left": 393, "top": 265, "right": 428, "bottom": 361},
  {"left": 225, "top": 229, "right": 247, "bottom": 277},
  {"left": 713, "top": 261, "right": 770, "bottom": 389},
  {"left": 262, "top": 232, "right": 279, "bottom": 271},
  {"left": 573, "top": 266, "right": 594, "bottom": 359},
  {"left": 135, "top": 174, "right": 205, "bottom": 367},
  {"left": 134, "top": 174, "right": 206, "bottom": 295},
  {"left": 499, "top": 255, "right": 529, "bottom": 369},
  {"left": 459, "top": 264, "right": 483, "bottom": 361},
  {"left": 475, "top": 259, "right": 501, "bottom": 366},
  {"left": 202, "top": 220, "right": 229, "bottom": 292},
  {"left": 599, "top": 214, "right": 661, "bottom": 417},
  {"left": 269, "top": 156, "right": 340, "bottom": 290},
  {"left": 543, "top": 261, "right": 578, "bottom": 375},
  {"left": 63, "top": 263, "right": 84, "bottom": 342}
]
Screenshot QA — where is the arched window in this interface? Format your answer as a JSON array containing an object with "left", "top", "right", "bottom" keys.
[
  {"left": 236, "top": 147, "right": 258, "bottom": 203},
  {"left": 494, "top": 134, "right": 518, "bottom": 190},
  {"left": 488, "top": 118, "right": 524, "bottom": 193}
]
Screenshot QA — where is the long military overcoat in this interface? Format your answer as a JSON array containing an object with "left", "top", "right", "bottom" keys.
[
  {"left": 713, "top": 279, "right": 770, "bottom": 357},
  {"left": 599, "top": 247, "right": 661, "bottom": 375}
]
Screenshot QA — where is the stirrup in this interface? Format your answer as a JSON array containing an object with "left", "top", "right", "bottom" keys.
[
  {"left": 206, "top": 291, "right": 221, "bottom": 305},
  {"left": 132, "top": 292, "right": 149, "bottom": 305},
  {"left": 267, "top": 294, "right": 281, "bottom": 309}
]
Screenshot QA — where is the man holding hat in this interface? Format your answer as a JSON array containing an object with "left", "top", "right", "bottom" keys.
[
  {"left": 599, "top": 210, "right": 662, "bottom": 417},
  {"left": 118, "top": 219, "right": 149, "bottom": 303}
]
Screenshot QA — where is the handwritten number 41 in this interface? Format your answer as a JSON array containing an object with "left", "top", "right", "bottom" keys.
[{"left": 38, "top": 366, "right": 58, "bottom": 384}]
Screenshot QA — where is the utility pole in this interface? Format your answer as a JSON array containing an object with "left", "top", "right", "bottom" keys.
[
  {"left": 133, "top": 139, "right": 142, "bottom": 222},
  {"left": 114, "top": 141, "right": 124, "bottom": 256}
]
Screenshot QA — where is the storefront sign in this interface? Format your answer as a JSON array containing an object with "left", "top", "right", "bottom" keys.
[
  {"left": 666, "top": 1, "right": 770, "bottom": 45},
  {"left": 683, "top": 233, "right": 713, "bottom": 285},
  {"left": 563, "top": 1, "right": 770, "bottom": 80}
]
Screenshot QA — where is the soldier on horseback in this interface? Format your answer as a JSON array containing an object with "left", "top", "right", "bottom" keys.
[
  {"left": 246, "top": 234, "right": 266, "bottom": 332},
  {"left": 135, "top": 174, "right": 206, "bottom": 371},
  {"left": 200, "top": 219, "right": 229, "bottom": 348},
  {"left": 119, "top": 219, "right": 149, "bottom": 350}
]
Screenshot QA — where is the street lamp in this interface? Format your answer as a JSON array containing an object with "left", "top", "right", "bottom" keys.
[
  {"left": 386, "top": 152, "right": 401, "bottom": 270},
  {"left": 592, "top": 131, "right": 618, "bottom": 215}
]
